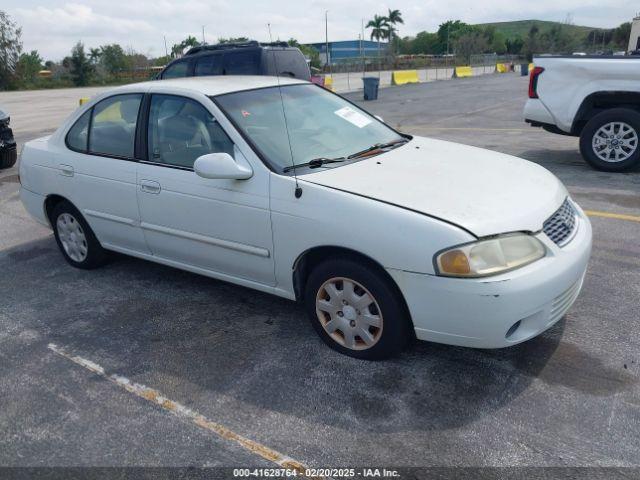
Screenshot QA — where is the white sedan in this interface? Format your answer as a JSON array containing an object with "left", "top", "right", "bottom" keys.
[{"left": 19, "top": 76, "right": 592, "bottom": 359}]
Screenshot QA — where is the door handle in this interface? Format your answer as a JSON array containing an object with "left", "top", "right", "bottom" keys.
[
  {"left": 140, "top": 179, "right": 161, "bottom": 194},
  {"left": 59, "top": 164, "right": 74, "bottom": 177}
]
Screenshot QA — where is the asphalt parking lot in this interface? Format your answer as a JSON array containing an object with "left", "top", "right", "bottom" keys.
[{"left": 1, "top": 74, "right": 639, "bottom": 475}]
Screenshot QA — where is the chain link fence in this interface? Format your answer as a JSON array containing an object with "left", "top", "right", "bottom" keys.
[{"left": 322, "top": 53, "right": 525, "bottom": 75}]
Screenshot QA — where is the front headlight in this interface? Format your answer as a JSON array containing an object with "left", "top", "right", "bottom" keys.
[{"left": 435, "top": 233, "right": 546, "bottom": 278}]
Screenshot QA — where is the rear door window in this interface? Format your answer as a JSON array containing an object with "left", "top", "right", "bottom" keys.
[
  {"left": 195, "top": 54, "right": 224, "bottom": 76},
  {"left": 223, "top": 50, "right": 260, "bottom": 75},
  {"left": 162, "top": 61, "right": 190, "bottom": 79},
  {"left": 89, "top": 94, "right": 142, "bottom": 158}
]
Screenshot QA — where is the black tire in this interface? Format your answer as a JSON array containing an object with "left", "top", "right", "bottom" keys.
[
  {"left": 51, "top": 200, "right": 108, "bottom": 269},
  {"left": 579, "top": 108, "right": 640, "bottom": 172},
  {"left": 0, "top": 147, "right": 17, "bottom": 169},
  {"left": 304, "top": 257, "right": 412, "bottom": 360}
]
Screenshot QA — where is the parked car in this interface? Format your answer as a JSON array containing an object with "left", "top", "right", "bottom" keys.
[
  {"left": 159, "top": 41, "right": 311, "bottom": 81},
  {"left": 0, "top": 107, "right": 17, "bottom": 169},
  {"left": 524, "top": 55, "right": 640, "bottom": 171},
  {"left": 19, "top": 76, "right": 592, "bottom": 359}
]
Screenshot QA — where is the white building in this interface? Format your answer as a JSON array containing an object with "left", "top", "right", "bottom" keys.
[{"left": 628, "top": 16, "right": 640, "bottom": 52}]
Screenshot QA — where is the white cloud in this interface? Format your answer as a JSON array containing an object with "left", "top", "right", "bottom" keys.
[{"left": 6, "top": 0, "right": 638, "bottom": 60}]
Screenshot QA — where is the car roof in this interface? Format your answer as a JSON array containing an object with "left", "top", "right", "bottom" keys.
[{"left": 112, "top": 75, "right": 308, "bottom": 97}]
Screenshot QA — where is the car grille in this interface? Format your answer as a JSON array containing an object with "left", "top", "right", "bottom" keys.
[{"left": 543, "top": 198, "right": 577, "bottom": 246}]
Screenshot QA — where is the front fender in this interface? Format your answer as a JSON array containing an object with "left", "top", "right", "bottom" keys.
[{"left": 269, "top": 173, "right": 474, "bottom": 296}]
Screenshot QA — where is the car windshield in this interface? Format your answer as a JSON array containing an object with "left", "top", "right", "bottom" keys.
[{"left": 213, "top": 84, "right": 404, "bottom": 172}]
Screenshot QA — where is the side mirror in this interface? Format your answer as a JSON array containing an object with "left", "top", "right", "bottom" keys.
[
  {"left": 194, "top": 153, "right": 253, "bottom": 180},
  {"left": 374, "top": 115, "right": 384, "bottom": 123}
]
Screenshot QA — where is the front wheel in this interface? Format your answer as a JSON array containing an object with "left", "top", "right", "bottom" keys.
[
  {"left": 579, "top": 108, "right": 640, "bottom": 172},
  {"left": 304, "top": 258, "right": 412, "bottom": 360}
]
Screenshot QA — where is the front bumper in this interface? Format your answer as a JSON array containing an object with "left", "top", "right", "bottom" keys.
[{"left": 389, "top": 204, "right": 592, "bottom": 348}]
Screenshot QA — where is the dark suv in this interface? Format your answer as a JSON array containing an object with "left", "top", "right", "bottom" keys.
[
  {"left": 159, "top": 41, "right": 311, "bottom": 81},
  {"left": 0, "top": 108, "right": 17, "bottom": 170}
]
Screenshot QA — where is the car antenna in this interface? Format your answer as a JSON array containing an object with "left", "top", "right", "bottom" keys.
[{"left": 268, "top": 23, "right": 302, "bottom": 199}]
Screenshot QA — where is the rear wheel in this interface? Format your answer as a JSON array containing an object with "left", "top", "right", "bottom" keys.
[
  {"left": 304, "top": 258, "right": 411, "bottom": 360},
  {"left": 579, "top": 108, "right": 640, "bottom": 172},
  {"left": 51, "top": 201, "right": 108, "bottom": 269}
]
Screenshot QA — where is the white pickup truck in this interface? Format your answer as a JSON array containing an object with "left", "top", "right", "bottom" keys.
[{"left": 524, "top": 55, "right": 640, "bottom": 172}]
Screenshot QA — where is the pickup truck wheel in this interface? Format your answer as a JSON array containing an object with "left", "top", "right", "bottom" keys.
[
  {"left": 51, "top": 201, "right": 108, "bottom": 269},
  {"left": 304, "top": 258, "right": 411, "bottom": 360},
  {"left": 580, "top": 108, "right": 640, "bottom": 172}
]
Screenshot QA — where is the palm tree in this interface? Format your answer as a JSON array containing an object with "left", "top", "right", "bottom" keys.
[
  {"left": 386, "top": 9, "right": 404, "bottom": 54},
  {"left": 89, "top": 48, "right": 101, "bottom": 65},
  {"left": 366, "top": 14, "right": 390, "bottom": 71}
]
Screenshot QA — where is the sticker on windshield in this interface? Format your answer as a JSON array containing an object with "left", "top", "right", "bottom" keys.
[{"left": 334, "top": 107, "right": 372, "bottom": 128}]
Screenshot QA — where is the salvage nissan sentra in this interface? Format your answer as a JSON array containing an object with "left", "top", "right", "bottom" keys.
[{"left": 19, "top": 76, "right": 592, "bottom": 359}]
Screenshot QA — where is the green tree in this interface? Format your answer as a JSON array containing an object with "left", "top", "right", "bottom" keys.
[
  {"left": 70, "top": 42, "right": 94, "bottom": 86},
  {"left": 386, "top": 9, "right": 404, "bottom": 54},
  {"left": 171, "top": 35, "right": 199, "bottom": 57},
  {"left": 505, "top": 37, "right": 524, "bottom": 54},
  {"left": 523, "top": 24, "right": 540, "bottom": 61},
  {"left": 454, "top": 32, "right": 488, "bottom": 63},
  {"left": 288, "top": 38, "right": 320, "bottom": 69},
  {"left": 0, "top": 10, "right": 23, "bottom": 90},
  {"left": 366, "top": 14, "right": 390, "bottom": 65},
  {"left": 17, "top": 50, "right": 42, "bottom": 83},
  {"left": 613, "top": 22, "right": 632, "bottom": 50},
  {"left": 89, "top": 47, "right": 101, "bottom": 65},
  {"left": 409, "top": 31, "right": 439, "bottom": 54},
  {"left": 437, "top": 20, "right": 472, "bottom": 54},
  {"left": 100, "top": 44, "right": 127, "bottom": 74},
  {"left": 218, "top": 37, "right": 250, "bottom": 44},
  {"left": 482, "top": 26, "right": 506, "bottom": 54},
  {"left": 541, "top": 23, "right": 576, "bottom": 54}
]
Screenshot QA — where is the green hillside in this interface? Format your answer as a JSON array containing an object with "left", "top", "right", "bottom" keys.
[{"left": 478, "top": 19, "right": 598, "bottom": 40}]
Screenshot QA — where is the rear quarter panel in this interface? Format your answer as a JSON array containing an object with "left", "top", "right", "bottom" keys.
[{"left": 535, "top": 57, "right": 640, "bottom": 132}]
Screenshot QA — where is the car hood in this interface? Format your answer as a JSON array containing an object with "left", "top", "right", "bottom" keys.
[{"left": 302, "top": 136, "right": 567, "bottom": 237}]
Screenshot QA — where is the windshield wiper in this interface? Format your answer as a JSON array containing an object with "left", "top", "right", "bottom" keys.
[
  {"left": 283, "top": 157, "right": 346, "bottom": 172},
  {"left": 347, "top": 138, "right": 409, "bottom": 159}
]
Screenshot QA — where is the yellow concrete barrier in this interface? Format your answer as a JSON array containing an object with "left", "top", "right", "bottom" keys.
[
  {"left": 79, "top": 97, "right": 89, "bottom": 106},
  {"left": 453, "top": 66, "right": 473, "bottom": 78},
  {"left": 392, "top": 70, "right": 420, "bottom": 85},
  {"left": 496, "top": 63, "right": 509, "bottom": 73},
  {"left": 323, "top": 76, "right": 333, "bottom": 91},
  {"left": 529, "top": 63, "right": 535, "bottom": 72}
]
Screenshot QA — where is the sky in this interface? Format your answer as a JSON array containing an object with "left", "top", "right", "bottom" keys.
[{"left": 3, "top": 0, "right": 638, "bottom": 60}]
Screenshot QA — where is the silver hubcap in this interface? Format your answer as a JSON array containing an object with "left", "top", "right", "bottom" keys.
[
  {"left": 592, "top": 122, "right": 638, "bottom": 163},
  {"left": 315, "top": 277, "right": 383, "bottom": 350},
  {"left": 56, "top": 213, "right": 88, "bottom": 262}
]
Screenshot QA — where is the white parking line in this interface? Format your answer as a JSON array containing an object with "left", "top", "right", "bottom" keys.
[{"left": 47, "top": 343, "right": 320, "bottom": 477}]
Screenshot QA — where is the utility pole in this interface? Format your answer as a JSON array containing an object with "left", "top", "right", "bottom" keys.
[
  {"left": 325, "top": 10, "right": 331, "bottom": 71},
  {"left": 164, "top": 36, "right": 169, "bottom": 58},
  {"left": 202, "top": 26, "right": 206, "bottom": 45},
  {"left": 361, "top": 18, "right": 365, "bottom": 78},
  {"left": 446, "top": 23, "right": 451, "bottom": 56}
]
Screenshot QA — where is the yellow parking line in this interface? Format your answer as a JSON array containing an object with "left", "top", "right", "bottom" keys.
[
  {"left": 585, "top": 210, "right": 640, "bottom": 223},
  {"left": 47, "top": 343, "right": 316, "bottom": 477}
]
